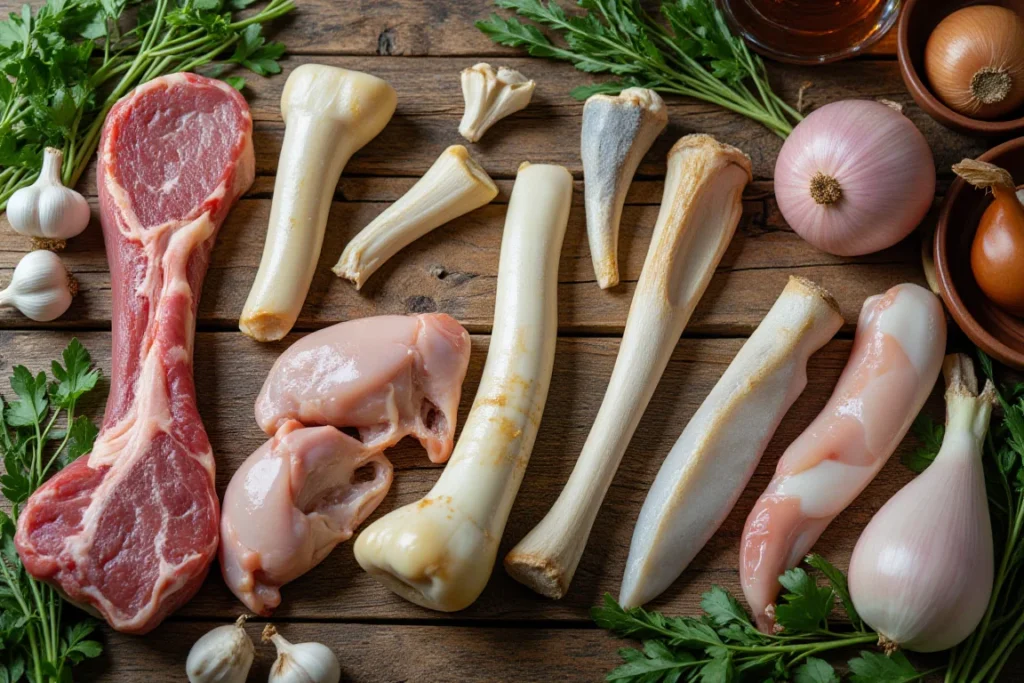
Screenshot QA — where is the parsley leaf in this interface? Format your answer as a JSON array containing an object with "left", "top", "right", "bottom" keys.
[
  {"left": 902, "top": 412, "right": 944, "bottom": 473},
  {"left": 5, "top": 367, "right": 49, "bottom": 427},
  {"left": 478, "top": 0, "right": 800, "bottom": 137},
  {"left": 50, "top": 337, "right": 100, "bottom": 409},
  {"left": 773, "top": 566, "right": 834, "bottom": 632},
  {"left": 228, "top": 23, "right": 286, "bottom": 76},
  {"left": 64, "top": 414, "right": 98, "bottom": 465},
  {"left": 794, "top": 658, "right": 839, "bottom": 683},
  {"left": 848, "top": 651, "right": 919, "bottom": 682},
  {"left": 805, "top": 554, "right": 861, "bottom": 630},
  {"left": 700, "top": 586, "right": 753, "bottom": 629}
]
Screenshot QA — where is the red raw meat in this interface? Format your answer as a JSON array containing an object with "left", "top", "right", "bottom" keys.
[{"left": 15, "top": 73, "right": 254, "bottom": 634}]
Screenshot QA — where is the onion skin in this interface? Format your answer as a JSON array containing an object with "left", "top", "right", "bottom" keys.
[
  {"left": 925, "top": 6, "right": 1024, "bottom": 120},
  {"left": 848, "top": 355, "right": 995, "bottom": 653},
  {"left": 972, "top": 187, "right": 1024, "bottom": 316},
  {"left": 774, "top": 100, "right": 935, "bottom": 256}
]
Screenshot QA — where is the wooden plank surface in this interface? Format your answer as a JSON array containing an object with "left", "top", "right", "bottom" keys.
[
  {"left": 0, "top": 192, "right": 928, "bottom": 335},
  {"left": 0, "top": 331, "right": 940, "bottom": 623},
  {"left": 0, "top": 0, "right": 990, "bottom": 680}
]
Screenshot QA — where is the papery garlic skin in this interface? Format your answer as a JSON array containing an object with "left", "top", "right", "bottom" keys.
[
  {"left": 459, "top": 63, "right": 535, "bottom": 142},
  {"left": 264, "top": 625, "right": 341, "bottom": 683},
  {"left": 0, "top": 249, "right": 75, "bottom": 321},
  {"left": 6, "top": 147, "right": 90, "bottom": 245},
  {"left": 849, "top": 354, "right": 995, "bottom": 653},
  {"left": 186, "top": 615, "right": 254, "bottom": 683}
]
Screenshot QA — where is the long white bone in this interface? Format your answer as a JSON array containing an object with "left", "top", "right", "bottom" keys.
[
  {"left": 353, "top": 162, "right": 572, "bottom": 612},
  {"left": 619, "top": 277, "right": 843, "bottom": 609},
  {"left": 333, "top": 145, "right": 497, "bottom": 289},
  {"left": 240, "top": 65, "right": 396, "bottom": 341},
  {"left": 504, "top": 135, "right": 752, "bottom": 600}
]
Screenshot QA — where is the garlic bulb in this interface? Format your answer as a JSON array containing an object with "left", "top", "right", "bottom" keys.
[
  {"left": 848, "top": 354, "right": 995, "bottom": 653},
  {"left": 263, "top": 624, "right": 340, "bottom": 683},
  {"left": 5, "top": 147, "right": 91, "bottom": 247},
  {"left": 186, "top": 615, "right": 255, "bottom": 683},
  {"left": 0, "top": 249, "right": 76, "bottom": 321}
]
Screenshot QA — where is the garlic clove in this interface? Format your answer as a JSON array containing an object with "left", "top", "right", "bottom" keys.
[
  {"left": 186, "top": 615, "right": 255, "bottom": 683},
  {"left": 458, "top": 63, "right": 535, "bottom": 142},
  {"left": 0, "top": 249, "right": 75, "bottom": 322},
  {"left": 264, "top": 624, "right": 341, "bottom": 683},
  {"left": 5, "top": 147, "right": 91, "bottom": 246}
]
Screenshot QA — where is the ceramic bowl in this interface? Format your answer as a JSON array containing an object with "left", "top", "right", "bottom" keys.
[
  {"left": 935, "top": 137, "right": 1024, "bottom": 368},
  {"left": 898, "top": 0, "right": 1024, "bottom": 136}
]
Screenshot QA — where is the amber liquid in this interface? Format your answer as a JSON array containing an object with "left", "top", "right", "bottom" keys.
[{"left": 721, "top": 0, "right": 899, "bottom": 64}]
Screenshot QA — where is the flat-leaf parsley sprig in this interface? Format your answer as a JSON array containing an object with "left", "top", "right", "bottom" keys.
[
  {"left": 477, "top": 0, "right": 801, "bottom": 138},
  {"left": 0, "top": 0, "right": 296, "bottom": 209},
  {"left": 593, "top": 554, "right": 940, "bottom": 682}
]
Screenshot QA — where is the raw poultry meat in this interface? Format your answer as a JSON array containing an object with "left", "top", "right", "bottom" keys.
[
  {"left": 739, "top": 283, "right": 946, "bottom": 631},
  {"left": 220, "top": 420, "right": 393, "bottom": 615},
  {"left": 255, "top": 313, "right": 472, "bottom": 463},
  {"left": 15, "top": 73, "right": 254, "bottom": 634},
  {"left": 221, "top": 313, "right": 472, "bottom": 613}
]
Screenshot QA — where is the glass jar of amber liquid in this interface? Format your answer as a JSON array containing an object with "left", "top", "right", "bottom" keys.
[{"left": 718, "top": 0, "right": 901, "bottom": 64}]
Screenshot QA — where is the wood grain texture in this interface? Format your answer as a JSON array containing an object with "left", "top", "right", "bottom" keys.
[
  {"left": 242, "top": 0, "right": 901, "bottom": 58},
  {"left": 0, "top": 330, "right": 941, "bottom": 623},
  {"left": 56, "top": 56, "right": 987, "bottom": 194},
  {"left": 0, "top": 0, "right": 981, "bottom": 679},
  {"left": 0, "top": 193, "right": 929, "bottom": 334},
  {"left": 80, "top": 622, "right": 625, "bottom": 682}
]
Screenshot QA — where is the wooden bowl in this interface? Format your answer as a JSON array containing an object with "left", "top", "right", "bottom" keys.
[
  {"left": 898, "top": 0, "right": 1024, "bottom": 136},
  {"left": 935, "top": 137, "right": 1024, "bottom": 368}
]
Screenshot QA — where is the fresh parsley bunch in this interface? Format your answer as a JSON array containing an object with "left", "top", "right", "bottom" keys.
[
  {"left": 907, "top": 351, "right": 1024, "bottom": 683},
  {"left": 0, "top": 339, "right": 102, "bottom": 683},
  {"left": 477, "top": 0, "right": 801, "bottom": 138},
  {"left": 593, "top": 554, "right": 939, "bottom": 682},
  {"left": 0, "top": 0, "right": 295, "bottom": 209}
]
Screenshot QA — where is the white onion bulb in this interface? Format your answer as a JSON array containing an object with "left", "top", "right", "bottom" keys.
[
  {"left": 848, "top": 354, "right": 995, "bottom": 653},
  {"left": 774, "top": 100, "right": 935, "bottom": 256}
]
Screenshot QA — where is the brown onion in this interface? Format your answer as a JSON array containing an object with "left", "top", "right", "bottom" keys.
[{"left": 925, "top": 6, "right": 1024, "bottom": 120}]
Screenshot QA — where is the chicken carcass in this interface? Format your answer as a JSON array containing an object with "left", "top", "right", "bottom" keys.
[
  {"left": 220, "top": 420, "right": 393, "bottom": 614},
  {"left": 255, "top": 313, "right": 471, "bottom": 463},
  {"left": 739, "top": 283, "right": 946, "bottom": 631}
]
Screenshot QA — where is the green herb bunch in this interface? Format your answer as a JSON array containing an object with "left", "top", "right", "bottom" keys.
[
  {"left": 0, "top": 339, "right": 102, "bottom": 683},
  {"left": 0, "top": 0, "right": 295, "bottom": 209},
  {"left": 477, "top": 0, "right": 801, "bottom": 138},
  {"left": 593, "top": 554, "right": 939, "bottom": 682},
  {"left": 907, "top": 350, "right": 1024, "bottom": 683}
]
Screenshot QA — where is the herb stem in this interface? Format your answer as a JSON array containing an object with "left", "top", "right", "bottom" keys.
[{"left": 954, "top": 487, "right": 1024, "bottom": 679}]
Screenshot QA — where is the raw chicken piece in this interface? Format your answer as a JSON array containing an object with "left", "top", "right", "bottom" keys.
[
  {"left": 255, "top": 313, "right": 471, "bottom": 463},
  {"left": 220, "top": 420, "right": 393, "bottom": 615},
  {"left": 739, "top": 283, "right": 946, "bottom": 631}
]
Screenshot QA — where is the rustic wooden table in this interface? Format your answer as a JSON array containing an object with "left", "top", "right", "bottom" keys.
[{"left": 0, "top": 1, "right": 995, "bottom": 680}]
